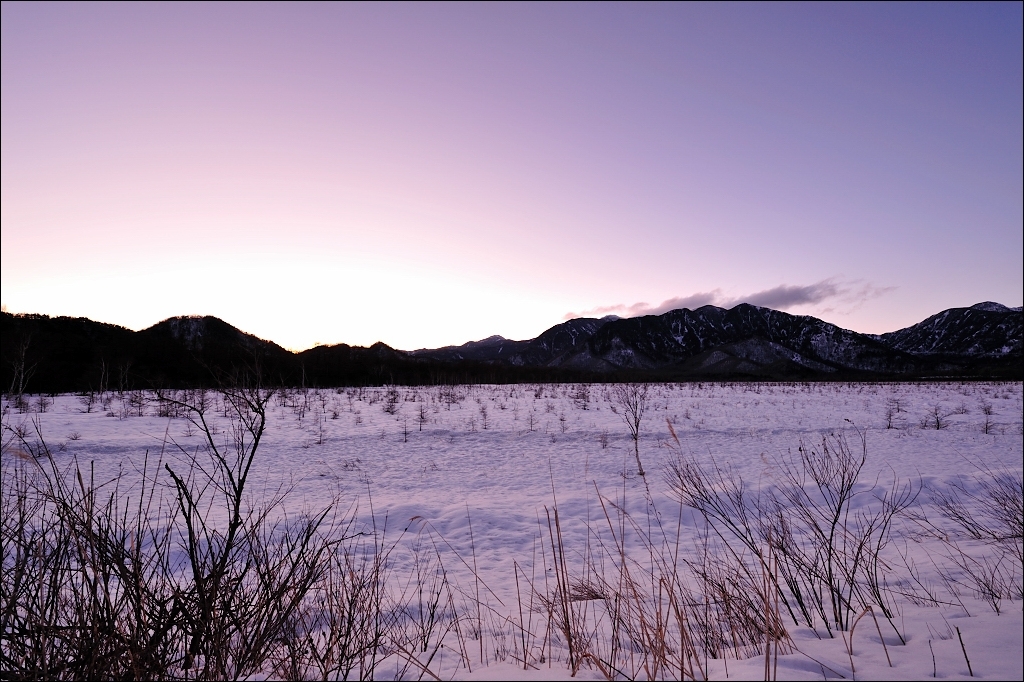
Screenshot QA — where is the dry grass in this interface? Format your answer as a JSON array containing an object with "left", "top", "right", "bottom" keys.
[{"left": 2, "top": 382, "right": 1021, "bottom": 680}]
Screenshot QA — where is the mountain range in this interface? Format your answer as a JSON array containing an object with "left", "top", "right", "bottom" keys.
[
  {"left": 2, "top": 302, "right": 1020, "bottom": 392},
  {"left": 410, "top": 302, "right": 1021, "bottom": 377}
]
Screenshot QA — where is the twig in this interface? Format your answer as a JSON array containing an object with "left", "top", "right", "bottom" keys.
[
  {"left": 466, "top": 505, "right": 484, "bottom": 665},
  {"left": 788, "top": 643, "right": 847, "bottom": 679},
  {"left": 867, "top": 606, "right": 892, "bottom": 667},
  {"left": 391, "top": 642, "right": 443, "bottom": 681},
  {"left": 956, "top": 627, "right": 973, "bottom": 677}
]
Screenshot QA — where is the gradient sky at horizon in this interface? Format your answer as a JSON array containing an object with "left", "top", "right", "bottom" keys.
[{"left": 3, "top": 3, "right": 1021, "bottom": 351}]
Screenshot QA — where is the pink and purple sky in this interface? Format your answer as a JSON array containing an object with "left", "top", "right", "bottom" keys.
[{"left": 2, "top": 3, "right": 1021, "bottom": 351}]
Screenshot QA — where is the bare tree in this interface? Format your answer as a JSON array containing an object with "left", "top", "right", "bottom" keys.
[
  {"left": 922, "top": 404, "right": 952, "bottom": 430},
  {"left": 613, "top": 382, "right": 649, "bottom": 476},
  {"left": 383, "top": 386, "right": 401, "bottom": 415},
  {"left": 6, "top": 335, "right": 35, "bottom": 411}
]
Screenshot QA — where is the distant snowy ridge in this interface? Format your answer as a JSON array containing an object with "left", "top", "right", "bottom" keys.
[
  {"left": 874, "top": 302, "right": 1023, "bottom": 357},
  {"left": 412, "top": 301, "right": 1021, "bottom": 377}
]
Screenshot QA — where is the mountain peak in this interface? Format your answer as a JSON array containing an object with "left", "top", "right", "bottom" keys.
[
  {"left": 970, "top": 302, "right": 1011, "bottom": 312},
  {"left": 467, "top": 335, "right": 507, "bottom": 346},
  {"left": 880, "top": 303, "right": 1022, "bottom": 357}
]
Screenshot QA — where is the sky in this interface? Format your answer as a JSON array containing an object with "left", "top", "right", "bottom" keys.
[{"left": 2, "top": 3, "right": 1021, "bottom": 351}]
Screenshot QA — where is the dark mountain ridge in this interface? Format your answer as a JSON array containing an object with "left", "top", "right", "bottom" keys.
[
  {"left": 873, "top": 302, "right": 1022, "bottom": 357},
  {"left": 559, "top": 304, "right": 911, "bottom": 375},
  {"left": 2, "top": 303, "right": 1020, "bottom": 392},
  {"left": 412, "top": 303, "right": 1021, "bottom": 379}
]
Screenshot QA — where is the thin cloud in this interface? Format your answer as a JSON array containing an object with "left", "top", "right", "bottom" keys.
[
  {"left": 564, "top": 291, "right": 721, "bottom": 320},
  {"left": 739, "top": 281, "right": 840, "bottom": 309},
  {"left": 803, "top": 280, "right": 897, "bottom": 318},
  {"left": 565, "top": 279, "right": 895, "bottom": 320},
  {"left": 642, "top": 291, "right": 724, "bottom": 316}
]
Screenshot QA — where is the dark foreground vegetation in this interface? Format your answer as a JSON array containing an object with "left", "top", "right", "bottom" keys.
[{"left": 2, "top": 382, "right": 1020, "bottom": 680}]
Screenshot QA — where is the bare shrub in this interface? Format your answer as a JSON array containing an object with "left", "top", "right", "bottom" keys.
[
  {"left": 933, "top": 470, "right": 1023, "bottom": 563},
  {"left": 76, "top": 392, "right": 97, "bottom": 414},
  {"left": 439, "top": 385, "right": 462, "bottom": 411},
  {"left": 666, "top": 424, "right": 916, "bottom": 639},
  {"left": 383, "top": 386, "right": 401, "bottom": 415},
  {"left": 0, "top": 380, "right": 393, "bottom": 681},
  {"left": 273, "top": 516, "right": 397, "bottom": 681},
  {"left": 921, "top": 405, "right": 952, "bottom": 430},
  {"left": 613, "top": 383, "right": 650, "bottom": 476},
  {"left": 571, "top": 383, "right": 590, "bottom": 410},
  {"left": 926, "top": 469, "right": 1024, "bottom": 610},
  {"left": 883, "top": 397, "right": 904, "bottom": 429}
]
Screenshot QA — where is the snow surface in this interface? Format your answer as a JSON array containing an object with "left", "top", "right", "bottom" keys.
[{"left": 7, "top": 382, "right": 1023, "bottom": 680}]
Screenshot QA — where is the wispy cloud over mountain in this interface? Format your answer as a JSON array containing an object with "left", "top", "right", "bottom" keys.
[{"left": 565, "top": 279, "right": 895, "bottom": 320}]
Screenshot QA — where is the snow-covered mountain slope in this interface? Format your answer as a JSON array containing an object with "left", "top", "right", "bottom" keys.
[
  {"left": 413, "top": 301, "right": 1021, "bottom": 377},
  {"left": 560, "top": 304, "right": 914, "bottom": 375},
  {"left": 875, "top": 302, "right": 1023, "bottom": 357}
]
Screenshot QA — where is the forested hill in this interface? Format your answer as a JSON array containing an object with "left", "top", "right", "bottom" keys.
[{"left": 2, "top": 302, "right": 1020, "bottom": 392}]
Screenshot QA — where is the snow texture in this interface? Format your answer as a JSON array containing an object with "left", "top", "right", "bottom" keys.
[{"left": 6, "top": 382, "right": 1023, "bottom": 680}]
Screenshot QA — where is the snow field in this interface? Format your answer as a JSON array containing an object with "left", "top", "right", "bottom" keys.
[{"left": 3, "top": 381, "right": 1021, "bottom": 680}]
